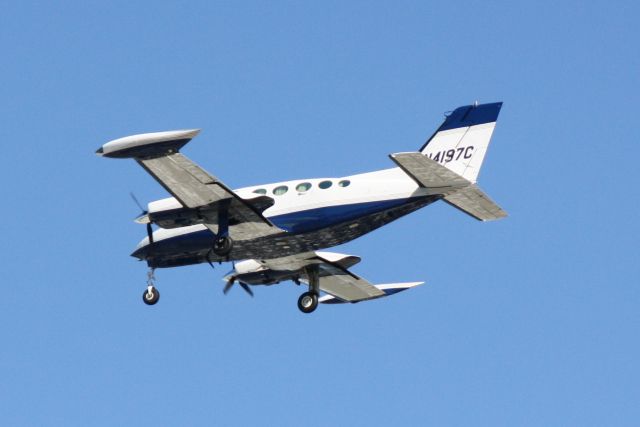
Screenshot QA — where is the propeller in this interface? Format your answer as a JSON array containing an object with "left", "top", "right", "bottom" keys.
[
  {"left": 223, "top": 276, "right": 254, "bottom": 297},
  {"left": 130, "top": 192, "right": 154, "bottom": 245},
  {"left": 130, "top": 192, "right": 150, "bottom": 223}
]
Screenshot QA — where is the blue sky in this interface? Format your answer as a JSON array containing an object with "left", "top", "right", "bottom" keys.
[{"left": 0, "top": 1, "right": 638, "bottom": 425}]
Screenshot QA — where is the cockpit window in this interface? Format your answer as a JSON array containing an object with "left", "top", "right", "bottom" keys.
[
  {"left": 338, "top": 180, "right": 351, "bottom": 187},
  {"left": 319, "top": 180, "right": 332, "bottom": 189},
  {"left": 253, "top": 188, "right": 267, "bottom": 195},
  {"left": 296, "top": 182, "right": 311, "bottom": 192},
  {"left": 273, "top": 185, "right": 288, "bottom": 196}
]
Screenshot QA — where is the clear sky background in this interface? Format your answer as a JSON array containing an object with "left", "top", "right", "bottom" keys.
[{"left": 0, "top": 1, "right": 638, "bottom": 426}]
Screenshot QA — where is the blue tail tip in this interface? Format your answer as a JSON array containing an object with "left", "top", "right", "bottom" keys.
[{"left": 440, "top": 102, "right": 502, "bottom": 131}]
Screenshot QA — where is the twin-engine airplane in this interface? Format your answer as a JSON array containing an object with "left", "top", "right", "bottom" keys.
[{"left": 96, "top": 102, "right": 506, "bottom": 313}]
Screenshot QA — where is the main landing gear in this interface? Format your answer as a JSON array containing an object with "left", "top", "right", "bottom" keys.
[
  {"left": 212, "top": 200, "right": 233, "bottom": 257},
  {"left": 142, "top": 268, "right": 160, "bottom": 306},
  {"left": 297, "top": 291, "right": 318, "bottom": 313},
  {"left": 213, "top": 235, "right": 233, "bottom": 256},
  {"left": 297, "top": 266, "right": 320, "bottom": 314}
]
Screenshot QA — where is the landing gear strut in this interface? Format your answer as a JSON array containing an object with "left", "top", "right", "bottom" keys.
[
  {"left": 298, "top": 266, "right": 320, "bottom": 314},
  {"left": 212, "top": 200, "right": 233, "bottom": 257},
  {"left": 142, "top": 268, "right": 160, "bottom": 305}
]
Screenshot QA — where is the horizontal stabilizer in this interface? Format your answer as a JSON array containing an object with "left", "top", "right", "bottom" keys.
[
  {"left": 319, "top": 282, "right": 424, "bottom": 304},
  {"left": 443, "top": 184, "right": 507, "bottom": 221},
  {"left": 390, "top": 152, "right": 507, "bottom": 222},
  {"left": 390, "top": 152, "right": 469, "bottom": 195}
]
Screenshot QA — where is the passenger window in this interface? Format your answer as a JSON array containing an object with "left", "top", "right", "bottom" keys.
[
  {"left": 319, "top": 180, "right": 332, "bottom": 189},
  {"left": 296, "top": 182, "right": 311, "bottom": 192},
  {"left": 253, "top": 188, "right": 267, "bottom": 195},
  {"left": 338, "top": 180, "right": 351, "bottom": 187},
  {"left": 273, "top": 185, "right": 288, "bottom": 196}
]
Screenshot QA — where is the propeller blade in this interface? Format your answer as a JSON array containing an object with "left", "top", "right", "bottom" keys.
[
  {"left": 130, "top": 192, "right": 151, "bottom": 224},
  {"left": 222, "top": 277, "right": 253, "bottom": 297},
  {"left": 223, "top": 277, "right": 235, "bottom": 295},
  {"left": 146, "top": 222, "right": 154, "bottom": 245},
  {"left": 129, "top": 192, "right": 146, "bottom": 213},
  {"left": 239, "top": 282, "right": 254, "bottom": 297}
]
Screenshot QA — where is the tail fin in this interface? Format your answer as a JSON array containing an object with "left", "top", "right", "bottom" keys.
[{"left": 420, "top": 102, "right": 502, "bottom": 183}]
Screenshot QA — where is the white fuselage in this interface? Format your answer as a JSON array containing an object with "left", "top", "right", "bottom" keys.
[{"left": 139, "top": 166, "right": 428, "bottom": 249}]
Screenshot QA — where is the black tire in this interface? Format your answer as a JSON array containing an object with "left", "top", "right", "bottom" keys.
[
  {"left": 212, "top": 236, "right": 233, "bottom": 256},
  {"left": 142, "top": 287, "right": 160, "bottom": 305},
  {"left": 297, "top": 291, "right": 318, "bottom": 314}
]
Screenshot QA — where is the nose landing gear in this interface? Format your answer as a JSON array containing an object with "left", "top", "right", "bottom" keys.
[
  {"left": 143, "top": 286, "right": 160, "bottom": 305},
  {"left": 142, "top": 268, "right": 160, "bottom": 306}
]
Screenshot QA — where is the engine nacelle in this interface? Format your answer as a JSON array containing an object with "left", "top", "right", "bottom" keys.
[
  {"left": 234, "top": 259, "right": 264, "bottom": 275},
  {"left": 227, "top": 259, "right": 293, "bottom": 286},
  {"left": 226, "top": 252, "right": 362, "bottom": 287},
  {"left": 144, "top": 194, "right": 275, "bottom": 229}
]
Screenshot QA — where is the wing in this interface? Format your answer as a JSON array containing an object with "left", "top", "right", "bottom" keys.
[
  {"left": 98, "top": 130, "right": 283, "bottom": 240},
  {"left": 138, "top": 153, "right": 282, "bottom": 239},
  {"left": 260, "top": 252, "right": 422, "bottom": 303},
  {"left": 314, "top": 258, "right": 385, "bottom": 302}
]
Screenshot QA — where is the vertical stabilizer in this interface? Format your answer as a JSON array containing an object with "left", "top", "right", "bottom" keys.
[{"left": 420, "top": 102, "right": 502, "bottom": 183}]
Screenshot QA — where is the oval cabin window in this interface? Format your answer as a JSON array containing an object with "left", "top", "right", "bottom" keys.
[
  {"left": 273, "top": 185, "right": 288, "bottom": 196},
  {"left": 319, "top": 180, "right": 332, "bottom": 189},
  {"left": 296, "top": 182, "right": 311, "bottom": 192}
]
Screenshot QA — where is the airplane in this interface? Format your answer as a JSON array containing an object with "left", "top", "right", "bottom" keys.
[{"left": 96, "top": 101, "right": 507, "bottom": 313}]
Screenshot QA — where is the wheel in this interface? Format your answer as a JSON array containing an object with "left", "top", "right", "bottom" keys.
[
  {"left": 142, "top": 287, "right": 160, "bottom": 305},
  {"left": 212, "top": 236, "right": 233, "bottom": 256},
  {"left": 297, "top": 291, "right": 318, "bottom": 314}
]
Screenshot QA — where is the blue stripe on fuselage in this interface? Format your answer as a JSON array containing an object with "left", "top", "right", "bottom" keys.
[
  {"left": 268, "top": 197, "right": 420, "bottom": 233},
  {"left": 134, "top": 196, "right": 426, "bottom": 260}
]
